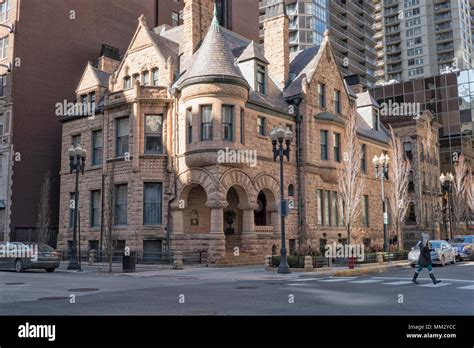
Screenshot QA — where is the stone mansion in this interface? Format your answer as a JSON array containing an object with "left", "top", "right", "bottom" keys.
[{"left": 58, "top": 0, "right": 438, "bottom": 263}]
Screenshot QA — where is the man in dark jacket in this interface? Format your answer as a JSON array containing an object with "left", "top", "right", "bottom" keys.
[{"left": 412, "top": 233, "right": 441, "bottom": 285}]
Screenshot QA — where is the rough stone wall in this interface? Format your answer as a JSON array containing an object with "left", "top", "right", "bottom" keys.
[{"left": 263, "top": 14, "right": 289, "bottom": 90}]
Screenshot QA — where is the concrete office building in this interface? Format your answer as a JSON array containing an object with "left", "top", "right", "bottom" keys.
[
  {"left": 374, "top": 0, "right": 473, "bottom": 84},
  {"left": 259, "top": 0, "right": 378, "bottom": 87}
]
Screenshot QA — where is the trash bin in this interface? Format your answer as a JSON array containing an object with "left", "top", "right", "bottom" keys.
[{"left": 122, "top": 251, "right": 137, "bottom": 273}]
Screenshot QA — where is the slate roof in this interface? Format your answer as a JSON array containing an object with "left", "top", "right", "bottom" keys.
[
  {"left": 356, "top": 113, "right": 390, "bottom": 144},
  {"left": 94, "top": 68, "right": 111, "bottom": 87},
  {"left": 284, "top": 46, "right": 320, "bottom": 99},
  {"left": 237, "top": 41, "right": 269, "bottom": 64},
  {"left": 314, "top": 111, "right": 346, "bottom": 125},
  {"left": 177, "top": 17, "right": 249, "bottom": 90}
]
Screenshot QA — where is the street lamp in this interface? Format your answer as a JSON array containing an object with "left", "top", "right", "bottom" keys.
[
  {"left": 270, "top": 126, "right": 292, "bottom": 274},
  {"left": 440, "top": 172, "right": 454, "bottom": 240},
  {"left": 373, "top": 153, "right": 390, "bottom": 258},
  {"left": 67, "top": 144, "right": 87, "bottom": 271}
]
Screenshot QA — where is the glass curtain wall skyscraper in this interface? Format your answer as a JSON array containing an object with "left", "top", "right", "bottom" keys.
[{"left": 259, "top": 0, "right": 377, "bottom": 87}]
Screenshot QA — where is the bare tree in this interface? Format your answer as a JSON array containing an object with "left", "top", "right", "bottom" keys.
[
  {"left": 103, "top": 164, "right": 119, "bottom": 272},
  {"left": 387, "top": 126, "right": 410, "bottom": 250},
  {"left": 466, "top": 168, "right": 474, "bottom": 217},
  {"left": 337, "top": 112, "right": 364, "bottom": 244},
  {"left": 451, "top": 154, "right": 468, "bottom": 234},
  {"left": 36, "top": 170, "right": 52, "bottom": 245},
  {"left": 419, "top": 118, "right": 442, "bottom": 235}
]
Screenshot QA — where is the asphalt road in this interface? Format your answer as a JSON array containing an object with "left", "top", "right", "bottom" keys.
[{"left": 0, "top": 261, "right": 473, "bottom": 315}]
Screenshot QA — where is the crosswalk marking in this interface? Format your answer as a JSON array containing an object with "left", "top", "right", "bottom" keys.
[
  {"left": 457, "top": 263, "right": 474, "bottom": 266},
  {"left": 383, "top": 281, "right": 413, "bottom": 286},
  {"left": 349, "top": 279, "right": 383, "bottom": 284},
  {"left": 419, "top": 282, "right": 452, "bottom": 288},
  {"left": 318, "top": 278, "right": 356, "bottom": 282},
  {"left": 457, "top": 285, "right": 474, "bottom": 290},
  {"left": 292, "top": 278, "right": 324, "bottom": 282}
]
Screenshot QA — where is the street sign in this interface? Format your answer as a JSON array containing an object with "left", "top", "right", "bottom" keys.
[{"left": 288, "top": 198, "right": 295, "bottom": 209}]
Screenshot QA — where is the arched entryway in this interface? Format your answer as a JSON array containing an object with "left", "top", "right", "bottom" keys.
[
  {"left": 183, "top": 184, "right": 210, "bottom": 234},
  {"left": 254, "top": 189, "right": 277, "bottom": 228},
  {"left": 224, "top": 187, "right": 243, "bottom": 252}
]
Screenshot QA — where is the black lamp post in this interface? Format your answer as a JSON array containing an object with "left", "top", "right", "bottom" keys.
[
  {"left": 270, "top": 126, "right": 292, "bottom": 274},
  {"left": 373, "top": 153, "right": 390, "bottom": 258},
  {"left": 440, "top": 172, "right": 454, "bottom": 240},
  {"left": 67, "top": 144, "right": 87, "bottom": 271}
]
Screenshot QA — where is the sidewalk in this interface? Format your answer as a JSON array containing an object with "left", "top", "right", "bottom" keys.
[
  {"left": 56, "top": 261, "right": 204, "bottom": 274},
  {"left": 266, "top": 260, "right": 410, "bottom": 277}
]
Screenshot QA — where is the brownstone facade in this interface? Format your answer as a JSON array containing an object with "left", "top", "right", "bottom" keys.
[{"left": 58, "top": 1, "right": 397, "bottom": 264}]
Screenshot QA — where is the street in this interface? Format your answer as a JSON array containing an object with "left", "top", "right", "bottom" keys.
[{"left": 0, "top": 262, "right": 473, "bottom": 315}]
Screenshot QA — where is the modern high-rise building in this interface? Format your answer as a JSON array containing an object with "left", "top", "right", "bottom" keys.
[
  {"left": 258, "top": 0, "right": 378, "bottom": 87},
  {"left": 371, "top": 69, "right": 474, "bottom": 174},
  {"left": 374, "top": 0, "right": 473, "bottom": 84}
]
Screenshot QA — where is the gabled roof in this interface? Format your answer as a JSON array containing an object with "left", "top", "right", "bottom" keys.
[
  {"left": 76, "top": 62, "right": 111, "bottom": 93},
  {"left": 356, "top": 91, "right": 380, "bottom": 108},
  {"left": 237, "top": 41, "right": 269, "bottom": 64},
  {"left": 176, "top": 14, "right": 249, "bottom": 90},
  {"left": 113, "top": 15, "right": 178, "bottom": 82}
]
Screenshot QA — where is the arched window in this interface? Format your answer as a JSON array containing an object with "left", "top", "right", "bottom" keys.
[
  {"left": 406, "top": 202, "right": 416, "bottom": 224},
  {"left": 408, "top": 171, "right": 415, "bottom": 192},
  {"left": 288, "top": 184, "right": 295, "bottom": 197}
]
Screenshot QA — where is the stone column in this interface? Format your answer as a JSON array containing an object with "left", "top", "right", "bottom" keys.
[
  {"left": 207, "top": 200, "right": 228, "bottom": 264},
  {"left": 240, "top": 203, "right": 258, "bottom": 255},
  {"left": 270, "top": 210, "right": 281, "bottom": 240}
]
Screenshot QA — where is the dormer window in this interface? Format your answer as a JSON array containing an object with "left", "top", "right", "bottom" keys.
[
  {"left": 373, "top": 109, "right": 380, "bottom": 131},
  {"left": 318, "top": 83, "right": 326, "bottom": 108},
  {"left": 334, "top": 89, "right": 341, "bottom": 114},
  {"left": 80, "top": 94, "right": 87, "bottom": 114},
  {"left": 152, "top": 69, "right": 159, "bottom": 86},
  {"left": 142, "top": 71, "right": 149, "bottom": 86},
  {"left": 256, "top": 64, "right": 266, "bottom": 94},
  {"left": 123, "top": 76, "right": 131, "bottom": 89},
  {"left": 89, "top": 92, "right": 96, "bottom": 113}
]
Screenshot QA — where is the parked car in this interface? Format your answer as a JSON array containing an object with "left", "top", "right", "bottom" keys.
[
  {"left": 450, "top": 235, "right": 474, "bottom": 261},
  {"left": 408, "top": 240, "right": 456, "bottom": 267},
  {"left": 0, "top": 242, "right": 61, "bottom": 272}
]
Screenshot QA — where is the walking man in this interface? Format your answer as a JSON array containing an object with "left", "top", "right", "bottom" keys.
[{"left": 412, "top": 233, "right": 441, "bottom": 285}]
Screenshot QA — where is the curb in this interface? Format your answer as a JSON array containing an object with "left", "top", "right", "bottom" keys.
[{"left": 266, "top": 261, "right": 410, "bottom": 277}]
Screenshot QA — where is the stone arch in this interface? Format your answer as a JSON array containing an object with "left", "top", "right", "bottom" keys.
[
  {"left": 176, "top": 168, "right": 219, "bottom": 204},
  {"left": 253, "top": 173, "right": 280, "bottom": 211},
  {"left": 219, "top": 169, "right": 254, "bottom": 209}
]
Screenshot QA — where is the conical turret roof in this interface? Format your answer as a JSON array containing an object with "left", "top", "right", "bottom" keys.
[{"left": 178, "top": 9, "right": 249, "bottom": 90}]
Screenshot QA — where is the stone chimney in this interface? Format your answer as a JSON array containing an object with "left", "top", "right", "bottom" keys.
[
  {"left": 183, "top": 0, "right": 214, "bottom": 63},
  {"left": 263, "top": 0, "right": 289, "bottom": 90},
  {"left": 97, "top": 44, "right": 121, "bottom": 73}
]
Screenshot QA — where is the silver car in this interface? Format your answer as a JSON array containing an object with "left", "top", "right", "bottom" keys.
[
  {"left": 408, "top": 240, "right": 456, "bottom": 267},
  {"left": 0, "top": 242, "right": 61, "bottom": 272}
]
